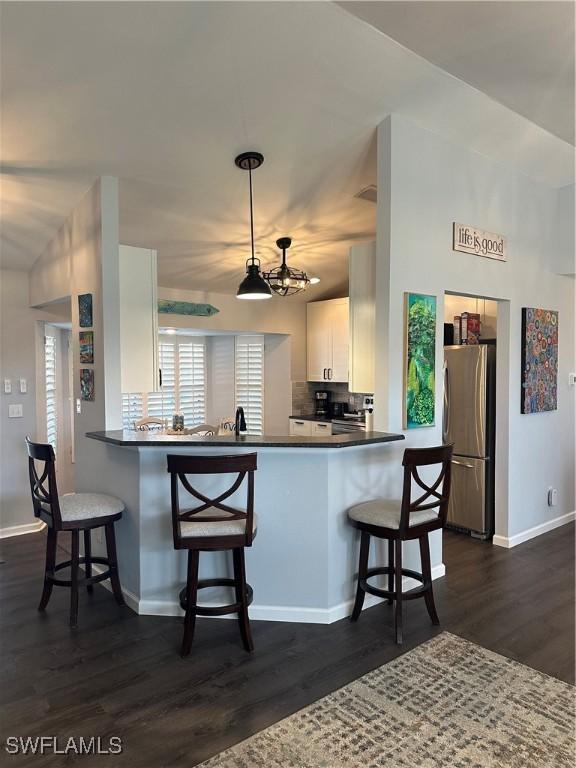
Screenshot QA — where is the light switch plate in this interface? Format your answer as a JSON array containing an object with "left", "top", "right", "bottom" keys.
[
  {"left": 4, "top": 379, "right": 11, "bottom": 394},
  {"left": 19, "top": 378, "right": 27, "bottom": 394},
  {"left": 8, "top": 403, "right": 23, "bottom": 418}
]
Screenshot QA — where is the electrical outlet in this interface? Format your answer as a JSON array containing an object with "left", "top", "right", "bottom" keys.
[
  {"left": 4, "top": 379, "right": 11, "bottom": 394},
  {"left": 8, "top": 404, "right": 23, "bottom": 418},
  {"left": 547, "top": 488, "right": 558, "bottom": 507},
  {"left": 569, "top": 373, "right": 576, "bottom": 387},
  {"left": 19, "top": 378, "right": 27, "bottom": 394}
]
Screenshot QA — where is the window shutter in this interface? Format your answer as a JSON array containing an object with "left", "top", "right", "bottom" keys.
[
  {"left": 235, "top": 336, "right": 264, "bottom": 435},
  {"left": 147, "top": 341, "right": 176, "bottom": 418},
  {"left": 122, "top": 393, "right": 144, "bottom": 430},
  {"left": 178, "top": 341, "right": 206, "bottom": 426},
  {"left": 45, "top": 335, "right": 57, "bottom": 451}
]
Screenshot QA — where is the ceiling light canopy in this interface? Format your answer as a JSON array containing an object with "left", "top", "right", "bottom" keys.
[
  {"left": 235, "top": 151, "right": 272, "bottom": 301},
  {"left": 263, "top": 237, "right": 315, "bottom": 297}
]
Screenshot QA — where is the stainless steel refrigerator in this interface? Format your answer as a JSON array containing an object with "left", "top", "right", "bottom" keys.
[{"left": 443, "top": 344, "right": 496, "bottom": 538}]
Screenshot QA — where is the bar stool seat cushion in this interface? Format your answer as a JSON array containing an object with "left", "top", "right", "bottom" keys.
[
  {"left": 56, "top": 493, "right": 125, "bottom": 522},
  {"left": 180, "top": 509, "right": 258, "bottom": 538},
  {"left": 348, "top": 498, "right": 438, "bottom": 529}
]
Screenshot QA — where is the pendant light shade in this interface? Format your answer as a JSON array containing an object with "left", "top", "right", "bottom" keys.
[{"left": 235, "top": 151, "right": 272, "bottom": 300}]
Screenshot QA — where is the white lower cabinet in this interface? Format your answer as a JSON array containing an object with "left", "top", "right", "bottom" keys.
[{"left": 289, "top": 419, "right": 332, "bottom": 436}]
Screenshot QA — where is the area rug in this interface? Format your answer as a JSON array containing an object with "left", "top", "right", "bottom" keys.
[{"left": 200, "top": 632, "right": 575, "bottom": 768}]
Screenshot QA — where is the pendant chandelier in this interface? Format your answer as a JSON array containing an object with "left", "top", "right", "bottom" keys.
[
  {"left": 263, "top": 237, "right": 316, "bottom": 297},
  {"left": 235, "top": 151, "right": 272, "bottom": 300}
]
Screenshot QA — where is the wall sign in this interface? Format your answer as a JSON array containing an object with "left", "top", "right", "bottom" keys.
[{"left": 453, "top": 223, "right": 506, "bottom": 262}]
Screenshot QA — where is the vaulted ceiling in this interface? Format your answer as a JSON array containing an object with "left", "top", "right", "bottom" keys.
[{"left": 1, "top": 1, "right": 573, "bottom": 298}]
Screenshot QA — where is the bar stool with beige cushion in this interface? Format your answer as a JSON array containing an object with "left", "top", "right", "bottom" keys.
[
  {"left": 26, "top": 437, "right": 126, "bottom": 627},
  {"left": 348, "top": 444, "right": 453, "bottom": 644},
  {"left": 167, "top": 452, "right": 257, "bottom": 657}
]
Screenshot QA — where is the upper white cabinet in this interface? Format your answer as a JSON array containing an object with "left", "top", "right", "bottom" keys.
[
  {"left": 348, "top": 243, "right": 376, "bottom": 393},
  {"left": 119, "top": 245, "right": 159, "bottom": 393},
  {"left": 306, "top": 298, "right": 349, "bottom": 382}
]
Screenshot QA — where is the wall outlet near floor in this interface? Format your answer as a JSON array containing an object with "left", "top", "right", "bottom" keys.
[
  {"left": 547, "top": 488, "right": 558, "bottom": 507},
  {"left": 8, "top": 403, "right": 23, "bottom": 418}
]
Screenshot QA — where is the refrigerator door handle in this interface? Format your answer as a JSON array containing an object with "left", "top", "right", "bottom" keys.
[
  {"left": 452, "top": 460, "right": 475, "bottom": 469},
  {"left": 442, "top": 361, "right": 450, "bottom": 443}
]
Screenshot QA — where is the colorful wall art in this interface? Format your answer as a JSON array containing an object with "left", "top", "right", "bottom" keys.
[
  {"left": 78, "top": 293, "right": 93, "bottom": 327},
  {"left": 79, "top": 331, "right": 94, "bottom": 364},
  {"left": 404, "top": 292, "right": 437, "bottom": 429},
  {"left": 521, "top": 307, "right": 558, "bottom": 414},
  {"left": 80, "top": 368, "right": 95, "bottom": 401},
  {"left": 158, "top": 300, "right": 219, "bottom": 317}
]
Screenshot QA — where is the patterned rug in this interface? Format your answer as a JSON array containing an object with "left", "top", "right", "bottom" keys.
[{"left": 200, "top": 632, "right": 575, "bottom": 768}]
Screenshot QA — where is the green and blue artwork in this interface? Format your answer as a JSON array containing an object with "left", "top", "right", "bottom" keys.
[
  {"left": 158, "top": 300, "right": 219, "bottom": 317},
  {"left": 404, "top": 292, "right": 436, "bottom": 429}
]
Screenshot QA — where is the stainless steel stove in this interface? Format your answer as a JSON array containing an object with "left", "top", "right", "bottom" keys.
[{"left": 331, "top": 414, "right": 366, "bottom": 434}]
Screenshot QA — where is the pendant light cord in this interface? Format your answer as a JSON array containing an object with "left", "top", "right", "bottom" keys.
[{"left": 248, "top": 165, "right": 255, "bottom": 264}]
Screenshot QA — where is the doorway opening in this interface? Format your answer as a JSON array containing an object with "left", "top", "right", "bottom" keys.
[
  {"left": 42, "top": 323, "right": 74, "bottom": 494},
  {"left": 443, "top": 293, "right": 498, "bottom": 543}
]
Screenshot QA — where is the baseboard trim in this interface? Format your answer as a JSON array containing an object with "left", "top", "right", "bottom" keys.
[
  {"left": 136, "top": 562, "right": 446, "bottom": 624},
  {"left": 493, "top": 511, "right": 576, "bottom": 549},
  {"left": 0, "top": 520, "right": 46, "bottom": 539}
]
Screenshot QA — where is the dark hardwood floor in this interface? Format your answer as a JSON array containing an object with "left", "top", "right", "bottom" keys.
[{"left": 1, "top": 524, "right": 574, "bottom": 766}]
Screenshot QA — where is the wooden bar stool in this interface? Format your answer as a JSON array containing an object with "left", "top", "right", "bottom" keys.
[
  {"left": 167, "top": 452, "right": 257, "bottom": 657},
  {"left": 26, "top": 437, "right": 126, "bottom": 627},
  {"left": 348, "top": 444, "right": 453, "bottom": 644}
]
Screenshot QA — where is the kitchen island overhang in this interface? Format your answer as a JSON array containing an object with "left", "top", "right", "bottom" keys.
[{"left": 85, "top": 430, "right": 445, "bottom": 623}]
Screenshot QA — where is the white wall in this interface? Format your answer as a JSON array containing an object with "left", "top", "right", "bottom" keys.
[
  {"left": 375, "top": 115, "right": 575, "bottom": 544},
  {"left": 0, "top": 271, "right": 71, "bottom": 532},
  {"left": 555, "top": 184, "right": 575, "bottom": 276},
  {"left": 158, "top": 286, "right": 307, "bottom": 381}
]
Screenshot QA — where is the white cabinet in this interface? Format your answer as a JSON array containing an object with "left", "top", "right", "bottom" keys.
[
  {"left": 289, "top": 418, "right": 312, "bottom": 436},
  {"left": 119, "top": 245, "right": 159, "bottom": 393},
  {"left": 349, "top": 243, "right": 376, "bottom": 393},
  {"left": 306, "top": 298, "right": 349, "bottom": 382},
  {"left": 289, "top": 419, "right": 332, "bottom": 436}
]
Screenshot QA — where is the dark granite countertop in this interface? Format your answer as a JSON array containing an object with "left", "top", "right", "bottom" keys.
[{"left": 86, "top": 430, "right": 404, "bottom": 449}]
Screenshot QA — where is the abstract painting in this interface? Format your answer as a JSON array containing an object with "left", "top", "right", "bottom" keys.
[
  {"left": 158, "top": 300, "right": 219, "bottom": 317},
  {"left": 80, "top": 368, "right": 95, "bottom": 401},
  {"left": 521, "top": 308, "right": 558, "bottom": 414},
  {"left": 404, "top": 293, "right": 437, "bottom": 429},
  {"left": 79, "top": 331, "right": 94, "bottom": 364},
  {"left": 78, "top": 293, "right": 93, "bottom": 327}
]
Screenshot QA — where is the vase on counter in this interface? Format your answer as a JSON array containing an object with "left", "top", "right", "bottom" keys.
[{"left": 172, "top": 413, "right": 184, "bottom": 432}]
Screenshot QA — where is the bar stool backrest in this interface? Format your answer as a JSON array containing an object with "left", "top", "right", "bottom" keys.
[
  {"left": 400, "top": 444, "right": 453, "bottom": 534},
  {"left": 167, "top": 453, "right": 257, "bottom": 547},
  {"left": 26, "top": 436, "right": 62, "bottom": 528}
]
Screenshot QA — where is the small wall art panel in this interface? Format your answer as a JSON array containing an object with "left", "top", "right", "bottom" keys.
[
  {"left": 80, "top": 368, "right": 95, "bottom": 401},
  {"left": 521, "top": 307, "right": 558, "bottom": 414},
  {"left": 79, "top": 331, "right": 94, "bottom": 364},
  {"left": 404, "top": 292, "right": 437, "bottom": 429},
  {"left": 78, "top": 293, "right": 93, "bottom": 327}
]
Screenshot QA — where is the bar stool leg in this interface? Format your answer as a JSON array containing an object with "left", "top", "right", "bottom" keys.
[
  {"left": 105, "top": 523, "right": 125, "bottom": 606},
  {"left": 351, "top": 531, "right": 370, "bottom": 621},
  {"left": 38, "top": 527, "right": 57, "bottom": 611},
  {"left": 394, "top": 538, "right": 403, "bottom": 645},
  {"left": 181, "top": 550, "right": 199, "bottom": 657},
  {"left": 387, "top": 538, "right": 394, "bottom": 605},
  {"left": 84, "top": 529, "right": 93, "bottom": 594},
  {"left": 70, "top": 530, "right": 80, "bottom": 627},
  {"left": 419, "top": 534, "right": 440, "bottom": 625},
  {"left": 233, "top": 547, "right": 254, "bottom": 652}
]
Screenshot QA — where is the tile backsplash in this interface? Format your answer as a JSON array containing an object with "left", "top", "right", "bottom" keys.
[{"left": 291, "top": 381, "right": 369, "bottom": 416}]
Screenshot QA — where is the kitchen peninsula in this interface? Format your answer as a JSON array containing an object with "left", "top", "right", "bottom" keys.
[{"left": 86, "top": 430, "right": 408, "bottom": 623}]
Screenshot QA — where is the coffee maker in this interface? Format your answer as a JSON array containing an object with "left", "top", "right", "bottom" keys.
[{"left": 314, "top": 390, "right": 331, "bottom": 419}]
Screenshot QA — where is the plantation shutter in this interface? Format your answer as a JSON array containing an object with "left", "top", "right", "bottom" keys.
[
  {"left": 122, "top": 394, "right": 144, "bottom": 430},
  {"left": 147, "top": 341, "right": 176, "bottom": 418},
  {"left": 235, "top": 335, "right": 264, "bottom": 435},
  {"left": 178, "top": 341, "right": 206, "bottom": 426},
  {"left": 45, "top": 334, "right": 57, "bottom": 451}
]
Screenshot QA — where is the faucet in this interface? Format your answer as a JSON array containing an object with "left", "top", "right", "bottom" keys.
[{"left": 234, "top": 407, "right": 247, "bottom": 437}]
